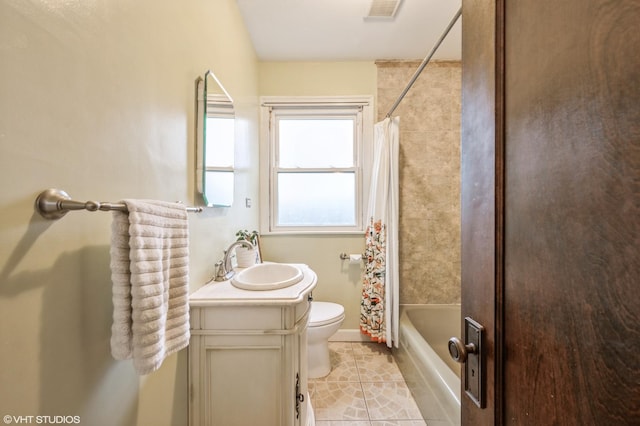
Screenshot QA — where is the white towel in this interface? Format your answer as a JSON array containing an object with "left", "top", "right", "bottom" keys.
[{"left": 110, "top": 199, "right": 190, "bottom": 375}]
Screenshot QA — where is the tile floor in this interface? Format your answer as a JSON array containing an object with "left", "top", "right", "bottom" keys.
[{"left": 309, "top": 342, "right": 435, "bottom": 426}]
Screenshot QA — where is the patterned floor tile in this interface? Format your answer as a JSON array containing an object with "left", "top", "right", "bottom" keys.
[
  {"left": 313, "top": 342, "right": 360, "bottom": 382},
  {"left": 311, "top": 381, "right": 369, "bottom": 421},
  {"left": 355, "top": 353, "right": 405, "bottom": 382},
  {"left": 361, "top": 382, "right": 423, "bottom": 421},
  {"left": 310, "top": 342, "right": 428, "bottom": 425},
  {"left": 352, "top": 342, "right": 393, "bottom": 356}
]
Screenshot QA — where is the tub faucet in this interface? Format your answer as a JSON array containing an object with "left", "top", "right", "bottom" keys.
[{"left": 214, "top": 240, "right": 255, "bottom": 281}]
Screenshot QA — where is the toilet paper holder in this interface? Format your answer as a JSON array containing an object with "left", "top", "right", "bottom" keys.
[{"left": 339, "top": 252, "right": 364, "bottom": 262}]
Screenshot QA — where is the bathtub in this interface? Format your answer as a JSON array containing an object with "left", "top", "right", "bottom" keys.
[{"left": 394, "top": 305, "right": 461, "bottom": 425}]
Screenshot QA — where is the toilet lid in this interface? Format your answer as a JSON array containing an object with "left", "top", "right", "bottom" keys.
[{"left": 310, "top": 302, "right": 345, "bottom": 327}]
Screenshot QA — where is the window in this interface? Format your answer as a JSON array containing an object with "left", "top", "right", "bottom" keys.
[{"left": 260, "top": 96, "right": 373, "bottom": 234}]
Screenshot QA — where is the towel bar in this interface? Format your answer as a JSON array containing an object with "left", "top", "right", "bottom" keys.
[{"left": 35, "top": 188, "right": 203, "bottom": 220}]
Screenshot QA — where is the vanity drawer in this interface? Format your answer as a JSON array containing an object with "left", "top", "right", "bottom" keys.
[{"left": 192, "top": 305, "right": 285, "bottom": 331}]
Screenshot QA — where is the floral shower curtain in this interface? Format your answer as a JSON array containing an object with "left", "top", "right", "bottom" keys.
[{"left": 360, "top": 116, "right": 400, "bottom": 348}]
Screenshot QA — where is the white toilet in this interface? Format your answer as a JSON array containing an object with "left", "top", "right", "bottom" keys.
[{"left": 307, "top": 301, "right": 345, "bottom": 379}]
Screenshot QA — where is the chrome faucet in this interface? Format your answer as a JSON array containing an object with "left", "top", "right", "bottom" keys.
[{"left": 214, "top": 240, "right": 255, "bottom": 281}]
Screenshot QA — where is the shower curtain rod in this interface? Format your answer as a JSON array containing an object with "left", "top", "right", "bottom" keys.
[{"left": 385, "top": 6, "right": 462, "bottom": 118}]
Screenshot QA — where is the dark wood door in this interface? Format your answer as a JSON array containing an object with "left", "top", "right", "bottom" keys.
[
  {"left": 461, "top": 0, "right": 640, "bottom": 424},
  {"left": 460, "top": 0, "right": 502, "bottom": 424}
]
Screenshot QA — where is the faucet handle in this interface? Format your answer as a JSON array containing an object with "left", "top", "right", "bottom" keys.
[{"left": 214, "top": 260, "right": 226, "bottom": 281}]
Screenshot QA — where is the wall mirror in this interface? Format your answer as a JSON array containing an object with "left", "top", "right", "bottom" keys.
[{"left": 196, "top": 70, "right": 235, "bottom": 207}]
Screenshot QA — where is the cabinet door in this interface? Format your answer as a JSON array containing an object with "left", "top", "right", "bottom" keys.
[{"left": 194, "top": 334, "right": 286, "bottom": 426}]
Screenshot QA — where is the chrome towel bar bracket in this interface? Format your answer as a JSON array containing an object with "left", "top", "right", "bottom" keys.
[{"left": 35, "top": 188, "right": 203, "bottom": 220}]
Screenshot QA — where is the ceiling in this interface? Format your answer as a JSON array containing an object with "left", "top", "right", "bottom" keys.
[{"left": 235, "top": 0, "right": 462, "bottom": 62}]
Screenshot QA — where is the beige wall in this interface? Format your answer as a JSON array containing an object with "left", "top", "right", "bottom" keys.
[
  {"left": 258, "top": 61, "right": 377, "bottom": 330},
  {"left": 259, "top": 61, "right": 377, "bottom": 99},
  {"left": 0, "top": 1, "right": 259, "bottom": 425},
  {"left": 377, "top": 61, "right": 462, "bottom": 304}
]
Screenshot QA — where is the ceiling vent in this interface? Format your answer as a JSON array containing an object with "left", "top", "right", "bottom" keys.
[{"left": 366, "top": 0, "right": 403, "bottom": 18}]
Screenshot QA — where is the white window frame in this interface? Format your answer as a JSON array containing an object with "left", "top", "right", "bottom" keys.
[{"left": 259, "top": 96, "right": 373, "bottom": 234}]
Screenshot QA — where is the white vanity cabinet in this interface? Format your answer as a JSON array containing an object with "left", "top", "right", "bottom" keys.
[{"left": 188, "top": 265, "right": 316, "bottom": 426}]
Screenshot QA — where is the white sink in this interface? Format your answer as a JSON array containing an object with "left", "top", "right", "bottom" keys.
[{"left": 231, "top": 263, "right": 304, "bottom": 291}]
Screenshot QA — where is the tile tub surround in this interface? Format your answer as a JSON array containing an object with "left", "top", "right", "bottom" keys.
[
  {"left": 376, "top": 60, "right": 462, "bottom": 305},
  {"left": 311, "top": 342, "right": 436, "bottom": 425}
]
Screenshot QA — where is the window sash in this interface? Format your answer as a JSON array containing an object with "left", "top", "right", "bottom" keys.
[
  {"left": 276, "top": 116, "right": 356, "bottom": 168},
  {"left": 275, "top": 171, "right": 357, "bottom": 227}
]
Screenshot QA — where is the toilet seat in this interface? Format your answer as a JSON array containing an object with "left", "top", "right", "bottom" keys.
[{"left": 309, "top": 302, "right": 345, "bottom": 327}]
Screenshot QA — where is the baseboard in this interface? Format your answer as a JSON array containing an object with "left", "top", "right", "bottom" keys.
[{"left": 329, "top": 329, "right": 370, "bottom": 342}]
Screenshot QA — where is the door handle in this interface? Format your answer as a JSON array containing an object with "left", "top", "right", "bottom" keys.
[
  {"left": 448, "top": 317, "right": 485, "bottom": 408},
  {"left": 448, "top": 337, "right": 477, "bottom": 363}
]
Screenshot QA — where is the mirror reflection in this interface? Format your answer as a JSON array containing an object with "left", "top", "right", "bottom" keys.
[{"left": 196, "top": 70, "right": 235, "bottom": 207}]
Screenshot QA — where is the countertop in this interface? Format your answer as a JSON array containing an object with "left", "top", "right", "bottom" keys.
[{"left": 189, "top": 263, "right": 317, "bottom": 307}]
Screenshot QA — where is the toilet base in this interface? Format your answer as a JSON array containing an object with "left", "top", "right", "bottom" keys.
[{"left": 307, "top": 339, "right": 331, "bottom": 379}]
